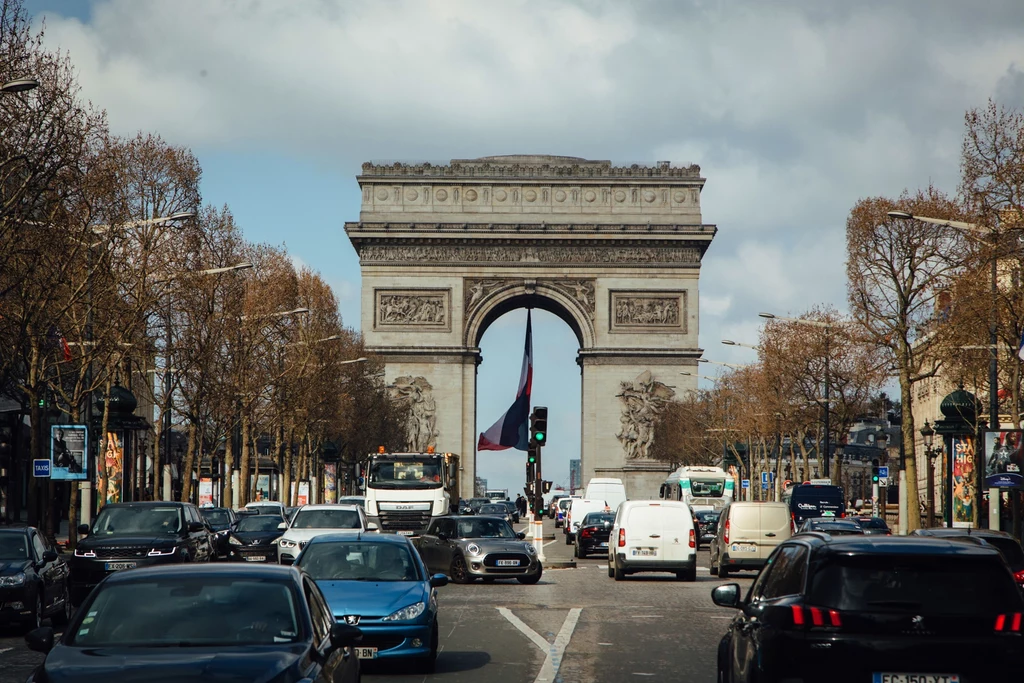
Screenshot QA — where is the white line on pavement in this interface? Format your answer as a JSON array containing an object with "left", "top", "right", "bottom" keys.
[
  {"left": 497, "top": 607, "right": 582, "bottom": 683},
  {"left": 497, "top": 607, "right": 551, "bottom": 652},
  {"left": 543, "top": 539, "right": 560, "bottom": 547}
]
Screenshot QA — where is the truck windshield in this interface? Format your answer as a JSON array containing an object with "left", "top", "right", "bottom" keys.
[{"left": 368, "top": 457, "right": 443, "bottom": 489}]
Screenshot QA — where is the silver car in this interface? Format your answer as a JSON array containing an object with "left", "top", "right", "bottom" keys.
[{"left": 413, "top": 516, "right": 542, "bottom": 584}]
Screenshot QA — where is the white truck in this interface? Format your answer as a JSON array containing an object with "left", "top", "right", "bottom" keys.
[
  {"left": 486, "top": 488, "right": 509, "bottom": 502},
  {"left": 360, "top": 448, "right": 460, "bottom": 535}
]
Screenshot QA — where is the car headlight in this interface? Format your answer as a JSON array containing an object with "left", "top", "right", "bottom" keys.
[
  {"left": 0, "top": 572, "right": 26, "bottom": 587},
  {"left": 228, "top": 535, "right": 243, "bottom": 546},
  {"left": 279, "top": 539, "right": 298, "bottom": 549},
  {"left": 466, "top": 543, "right": 481, "bottom": 556},
  {"left": 524, "top": 544, "right": 537, "bottom": 555},
  {"left": 381, "top": 601, "right": 426, "bottom": 622},
  {"left": 148, "top": 547, "right": 177, "bottom": 557},
  {"left": 74, "top": 548, "right": 96, "bottom": 558}
]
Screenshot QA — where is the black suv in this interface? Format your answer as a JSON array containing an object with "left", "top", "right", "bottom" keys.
[
  {"left": 70, "top": 502, "right": 213, "bottom": 604},
  {"left": 0, "top": 527, "right": 71, "bottom": 630},
  {"left": 712, "top": 533, "right": 1024, "bottom": 682}
]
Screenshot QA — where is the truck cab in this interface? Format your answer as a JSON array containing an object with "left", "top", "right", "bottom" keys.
[{"left": 361, "top": 448, "right": 459, "bottom": 535}]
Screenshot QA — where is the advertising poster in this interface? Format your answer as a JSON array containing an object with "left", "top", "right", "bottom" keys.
[
  {"left": 104, "top": 431, "right": 123, "bottom": 505},
  {"left": 51, "top": 425, "right": 87, "bottom": 481},
  {"left": 323, "top": 463, "right": 337, "bottom": 503},
  {"left": 984, "top": 430, "right": 1024, "bottom": 489},
  {"left": 198, "top": 478, "right": 214, "bottom": 507},
  {"left": 297, "top": 481, "right": 309, "bottom": 506},
  {"left": 951, "top": 436, "right": 977, "bottom": 528},
  {"left": 255, "top": 474, "right": 271, "bottom": 502}
]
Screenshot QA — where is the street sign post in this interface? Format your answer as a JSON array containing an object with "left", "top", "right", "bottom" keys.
[
  {"left": 741, "top": 479, "right": 750, "bottom": 489},
  {"left": 33, "top": 459, "right": 51, "bottom": 478},
  {"left": 761, "top": 471, "right": 775, "bottom": 485},
  {"left": 878, "top": 477, "right": 889, "bottom": 487}
]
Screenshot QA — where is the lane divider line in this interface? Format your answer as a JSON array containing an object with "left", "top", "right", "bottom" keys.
[
  {"left": 496, "top": 606, "right": 582, "bottom": 683},
  {"left": 497, "top": 607, "right": 551, "bottom": 652}
]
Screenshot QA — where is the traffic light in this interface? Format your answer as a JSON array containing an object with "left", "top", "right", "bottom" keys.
[
  {"left": 871, "top": 458, "right": 880, "bottom": 483},
  {"left": 530, "top": 406, "right": 548, "bottom": 447},
  {"left": 542, "top": 480, "right": 552, "bottom": 494},
  {"left": 526, "top": 459, "right": 536, "bottom": 483},
  {"left": 528, "top": 445, "right": 538, "bottom": 464}
]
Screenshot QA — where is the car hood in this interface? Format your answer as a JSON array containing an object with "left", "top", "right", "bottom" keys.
[
  {"left": 316, "top": 580, "right": 427, "bottom": 618},
  {"left": 454, "top": 538, "right": 533, "bottom": 553},
  {"left": 0, "top": 559, "right": 31, "bottom": 575},
  {"left": 42, "top": 645, "right": 307, "bottom": 683},
  {"left": 78, "top": 535, "right": 179, "bottom": 550},
  {"left": 280, "top": 529, "right": 362, "bottom": 543},
  {"left": 232, "top": 531, "right": 281, "bottom": 545}
]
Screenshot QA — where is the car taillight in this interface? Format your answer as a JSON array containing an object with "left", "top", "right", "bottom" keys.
[
  {"left": 790, "top": 513, "right": 797, "bottom": 534},
  {"left": 581, "top": 528, "right": 592, "bottom": 539},
  {"left": 839, "top": 512, "right": 846, "bottom": 518},
  {"left": 618, "top": 528, "right": 626, "bottom": 547},
  {"left": 723, "top": 520, "right": 730, "bottom": 545},
  {"left": 688, "top": 529, "right": 695, "bottom": 548},
  {"left": 994, "top": 612, "right": 1023, "bottom": 632},
  {"left": 1014, "top": 569, "right": 1024, "bottom": 585},
  {"left": 790, "top": 605, "right": 842, "bottom": 629}
]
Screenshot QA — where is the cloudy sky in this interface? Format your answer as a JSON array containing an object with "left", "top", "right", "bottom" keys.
[{"left": 24, "top": 0, "right": 1024, "bottom": 496}]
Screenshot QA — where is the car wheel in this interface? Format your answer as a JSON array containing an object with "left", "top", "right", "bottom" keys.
[
  {"left": 54, "top": 585, "right": 73, "bottom": 626},
  {"left": 719, "top": 564, "right": 730, "bottom": 579},
  {"left": 517, "top": 566, "right": 542, "bottom": 584},
  {"left": 607, "top": 563, "right": 614, "bottom": 578},
  {"left": 677, "top": 567, "right": 697, "bottom": 582},
  {"left": 717, "top": 636, "right": 731, "bottom": 683},
  {"left": 573, "top": 544, "right": 580, "bottom": 558},
  {"left": 24, "top": 593, "right": 41, "bottom": 633},
  {"left": 449, "top": 555, "right": 472, "bottom": 584},
  {"left": 564, "top": 534, "right": 572, "bottom": 545},
  {"left": 613, "top": 563, "right": 625, "bottom": 581}
]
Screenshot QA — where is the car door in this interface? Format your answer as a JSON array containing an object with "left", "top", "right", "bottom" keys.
[
  {"left": 304, "top": 577, "right": 356, "bottom": 682},
  {"left": 710, "top": 504, "right": 729, "bottom": 569},
  {"left": 434, "top": 519, "right": 458, "bottom": 570},
  {"left": 29, "top": 532, "right": 56, "bottom": 610},
  {"left": 416, "top": 521, "right": 441, "bottom": 570},
  {"left": 189, "top": 505, "right": 213, "bottom": 560}
]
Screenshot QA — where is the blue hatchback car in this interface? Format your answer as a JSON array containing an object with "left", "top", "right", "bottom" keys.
[{"left": 294, "top": 532, "right": 448, "bottom": 672}]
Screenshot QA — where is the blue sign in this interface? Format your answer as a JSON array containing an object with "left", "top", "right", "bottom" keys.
[
  {"left": 878, "top": 466, "right": 889, "bottom": 478},
  {"left": 761, "top": 471, "right": 775, "bottom": 485},
  {"left": 33, "top": 459, "right": 51, "bottom": 478},
  {"left": 741, "top": 479, "right": 750, "bottom": 489},
  {"left": 761, "top": 482, "right": 769, "bottom": 490},
  {"left": 987, "top": 472, "right": 1024, "bottom": 489}
]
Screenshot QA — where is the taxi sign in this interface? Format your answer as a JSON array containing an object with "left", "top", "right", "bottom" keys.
[{"left": 821, "top": 510, "right": 836, "bottom": 517}]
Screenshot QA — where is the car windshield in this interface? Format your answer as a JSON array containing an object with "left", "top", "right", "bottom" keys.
[
  {"left": 337, "top": 497, "right": 365, "bottom": 508},
  {"left": 469, "top": 498, "right": 490, "bottom": 511},
  {"left": 455, "top": 518, "right": 516, "bottom": 539},
  {"left": 808, "top": 555, "right": 1022, "bottom": 615},
  {"left": 92, "top": 506, "right": 182, "bottom": 536},
  {"left": 479, "top": 505, "right": 506, "bottom": 515},
  {"left": 291, "top": 508, "right": 361, "bottom": 530},
  {"left": 367, "top": 457, "right": 443, "bottom": 489},
  {"left": 297, "top": 541, "right": 419, "bottom": 582},
  {"left": 69, "top": 578, "right": 302, "bottom": 647},
  {"left": 0, "top": 534, "right": 29, "bottom": 560},
  {"left": 236, "top": 515, "right": 283, "bottom": 532},
  {"left": 582, "top": 513, "right": 614, "bottom": 526},
  {"left": 201, "top": 509, "right": 230, "bottom": 525},
  {"left": 696, "top": 511, "right": 719, "bottom": 522},
  {"left": 558, "top": 499, "right": 573, "bottom": 511}
]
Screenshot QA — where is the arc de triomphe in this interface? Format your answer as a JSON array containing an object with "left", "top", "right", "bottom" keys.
[{"left": 344, "top": 155, "right": 716, "bottom": 499}]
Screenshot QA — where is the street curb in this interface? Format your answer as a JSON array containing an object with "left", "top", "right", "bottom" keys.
[{"left": 545, "top": 559, "right": 577, "bottom": 569}]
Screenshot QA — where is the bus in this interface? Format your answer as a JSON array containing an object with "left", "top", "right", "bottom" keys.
[{"left": 659, "top": 466, "right": 735, "bottom": 511}]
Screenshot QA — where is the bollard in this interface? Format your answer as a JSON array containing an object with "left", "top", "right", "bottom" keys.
[{"left": 533, "top": 518, "right": 546, "bottom": 562}]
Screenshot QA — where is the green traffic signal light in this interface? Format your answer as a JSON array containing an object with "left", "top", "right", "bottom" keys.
[
  {"left": 535, "top": 431, "right": 545, "bottom": 443},
  {"left": 528, "top": 453, "right": 536, "bottom": 463}
]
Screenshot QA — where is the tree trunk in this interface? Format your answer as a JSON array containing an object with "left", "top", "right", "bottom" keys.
[
  {"left": 900, "top": 363, "right": 922, "bottom": 531},
  {"left": 283, "top": 426, "right": 294, "bottom": 506},
  {"left": 180, "top": 422, "right": 198, "bottom": 503},
  {"left": 239, "top": 412, "right": 251, "bottom": 507},
  {"left": 223, "top": 432, "right": 234, "bottom": 510}
]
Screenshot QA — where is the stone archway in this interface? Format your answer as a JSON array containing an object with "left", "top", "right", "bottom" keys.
[{"left": 345, "top": 155, "right": 716, "bottom": 499}]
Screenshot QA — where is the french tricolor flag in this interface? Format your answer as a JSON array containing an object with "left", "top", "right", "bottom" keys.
[{"left": 478, "top": 310, "right": 533, "bottom": 452}]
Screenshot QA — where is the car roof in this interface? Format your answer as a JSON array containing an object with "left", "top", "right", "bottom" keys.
[
  {"left": 793, "top": 534, "right": 1006, "bottom": 557},
  {"left": 0, "top": 527, "right": 31, "bottom": 535},
  {"left": 913, "top": 527, "right": 1016, "bottom": 540},
  {"left": 305, "top": 532, "right": 411, "bottom": 547},
  {"left": 101, "top": 501, "right": 185, "bottom": 508},
  {"left": 103, "top": 562, "right": 301, "bottom": 585},
  {"left": 295, "top": 504, "right": 360, "bottom": 511}
]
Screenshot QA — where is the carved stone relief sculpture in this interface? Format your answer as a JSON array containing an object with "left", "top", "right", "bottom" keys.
[
  {"left": 361, "top": 245, "right": 700, "bottom": 266},
  {"left": 375, "top": 289, "right": 450, "bottom": 330},
  {"left": 616, "top": 370, "right": 676, "bottom": 460},
  {"left": 544, "top": 280, "right": 596, "bottom": 319},
  {"left": 464, "top": 279, "right": 507, "bottom": 316},
  {"left": 610, "top": 291, "right": 686, "bottom": 332},
  {"left": 389, "top": 376, "right": 438, "bottom": 451}
]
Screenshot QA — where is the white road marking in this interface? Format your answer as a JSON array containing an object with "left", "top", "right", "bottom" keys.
[
  {"left": 598, "top": 642, "right": 614, "bottom": 646},
  {"left": 543, "top": 539, "right": 560, "bottom": 547},
  {"left": 0, "top": 647, "right": 12, "bottom": 655},
  {"left": 633, "top": 673, "right": 656, "bottom": 676},
  {"left": 497, "top": 606, "right": 582, "bottom": 683},
  {"left": 711, "top": 616, "right": 732, "bottom": 619}
]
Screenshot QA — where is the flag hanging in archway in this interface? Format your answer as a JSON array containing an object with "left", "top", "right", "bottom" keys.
[{"left": 478, "top": 310, "right": 532, "bottom": 451}]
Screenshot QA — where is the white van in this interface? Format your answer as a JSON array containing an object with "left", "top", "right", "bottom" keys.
[
  {"left": 564, "top": 498, "right": 609, "bottom": 544},
  {"left": 709, "top": 501, "right": 791, "bottom": 578},
  {"left": 608, "top": 500, "right": 697, "bottom": 581},
  {"left": 584, "top": 478, "right": 627, "bottom": 512}
]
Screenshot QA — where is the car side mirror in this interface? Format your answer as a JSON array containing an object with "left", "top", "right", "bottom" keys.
[
  {"left": 429, "top": 573, "right": 449, "bottom": 588},
  {"left": 77, "top": 524, "right": 90, "bottom": 535},
  {"left": 711, "top": 583, "right": 742, "bottom": 609},
  {"left": 435, "top": 532, "right": 447, "bottom": 542},
  {"left": 277, "top": 522, "right": 288, "bottom": 531},
  {"left": 329, "top": 622, "right": 363, "bottom": 650},
  {"left": 516, "top": 532, "right": 526, "bottom": 540},
  {"left": 42, "top": 549, "right": 58, "bottom": 563},
  {"left": 188, "top": 522, "right": 205, "bottom": 533},
  {"left": 25, "top": 626, "right": 54, "bottom": 654},
  {"left": 366, "top": 522, "right": 379, "bottom": 532}
]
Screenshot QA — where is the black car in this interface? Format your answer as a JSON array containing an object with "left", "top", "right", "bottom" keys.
[
  {"left": 574, "top": 512, "right": 613, "bottom": 558},
  {"left": 199, "top": 506, "right": 238, "bottom": 559},
  {"left": 227, "top": 513, "right": 286, "bottom": 563},
  {"left": 694, "top": 510, "right": 720, "bottom": 549},
  {"left": 499, "top": 500, "right": 520, "bottom": 524},
  {"left": 851, "top": 516, "right": 891, "bottom": 535},
  {"left": 70, "top": 501, "right": 214, "bottom": 604},
  {"left": 913, "top": 527, "right": 1024, "bottom": 589},
  {"left": 713, "top": 534, "right": 1024, "bottom": 682},
  {"left": 797, "top": 518, "right": 865, "bottom": 536},
  {"left": 0, "top": 527, "right": 72, "bottom": 630},
  {"left": 24, "top": 564, "right": 362, "bottom": 683},
  {"left": 784, "top": 483, "right": 846, "bottom": 526}
]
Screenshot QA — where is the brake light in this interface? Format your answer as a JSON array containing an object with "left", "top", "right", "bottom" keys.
[
  {"left": 618, "top": 528, "right": 626, "bottom": 547},
  {"left": 723, "top": 520, "right": 730, "bottom": 545},
  {"left": 790, "top": 605, "right": 842, "bottom": 629},
  {"left": 839, "top": 512, "right": 846, "bottom": 518},
  {"left": 995, "top": 612, "right": 1023, "bottom": 632},
  {"left": 581, "top": 528, "right": 592, "bottom": 539},
  {"left": 1014, "top": 569, "right": 1024, "bottom": 585},
  {"left": 688, "top": 529, "right": 695, "bottom": 548},
  {"left": 790, "top": 512, "right": 797, "bottom": 534}
]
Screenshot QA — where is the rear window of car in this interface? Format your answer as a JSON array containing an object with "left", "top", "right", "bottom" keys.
[
  {"left": 855, "top": 518, "right": 888, "bottom": 530},
  {"left": 807, "top": 555, "right": 1022, "bottom": 615},
  {"left": 984, "top": 537, "right": 1024, "bottom": 569}
]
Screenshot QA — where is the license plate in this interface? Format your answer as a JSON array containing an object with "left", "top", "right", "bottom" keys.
[
  {"left": 397, "top": 530, "right": 415, "bottom": 536},
  {"left": 105, "top": 562, "right": 137, "bottom": 571},
  {"left": 873, "top": 675, "right": 960, "bottom": 683},
  {"left": 730, "top": 543, "right": 756, "bottom": 553},
  {"left": 496, "top": 559, "right": 520, "bottom": 566},
  {"left": 631, "top": 548, "right": 657, "bottom": 557},
  {"left": 244, "top": 555, "right": 266, "bottom": 562},
  {"left": 355, "top": 647, "right": 378, "bottom": 659}
]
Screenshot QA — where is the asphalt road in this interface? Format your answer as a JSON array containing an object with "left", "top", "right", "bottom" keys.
[{"left": 0, "top": 520, "right": 755, "bottom": 683}]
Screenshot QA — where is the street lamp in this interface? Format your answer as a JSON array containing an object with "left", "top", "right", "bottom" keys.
[
  {"left": 760, "top": 312, "right": 838, "bottom": 477},
  {"left": 888, "top": 211, "right": 1001, "bottom": 431},
  {"left": 919, "top": 420, "right": 939, "bottom": 528},
  {"left": 1, "top": 77, "right": 39, "bottom": 94},
  {"left": 722, "top": 339, "right": 760, "bottom": 350},
  {"left": 698, "top": 358, "right": 750, "bottom": 369}
]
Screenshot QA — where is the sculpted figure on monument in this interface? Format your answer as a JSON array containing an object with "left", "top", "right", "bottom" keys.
[
  {"left": 614, "top": 296, "right": 681, "bottom": 327},
  {"left": 616, "top": 370, "right": 675, "bottom": 460},
  {"left": 465, "top": 279, "right": 507, "bottom": 314},
  {"left": 378, "top": 293, "right": 446, "bottom": 325},
  {"left": 389, "top": 376, "right": 438, "bottom": 451}
]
